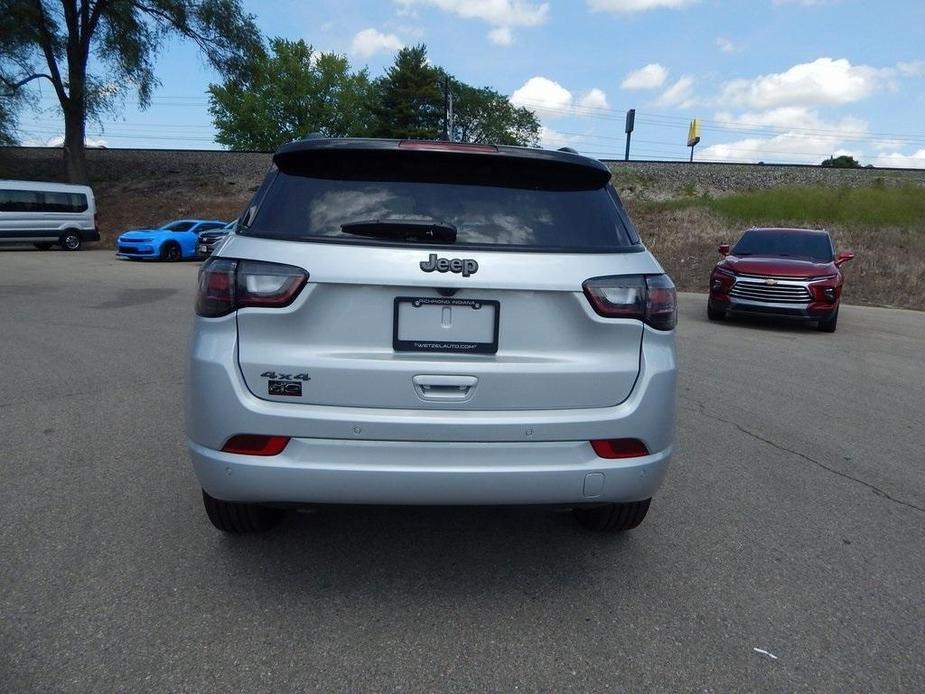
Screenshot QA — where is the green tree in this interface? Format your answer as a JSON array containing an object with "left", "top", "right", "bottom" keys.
[
  {"left": 208, "top": 39, "right": 374, "bottom": 151},
  {"left": 0, "top": 0, "right": 260, "bottom": 182},
  {"left": 821, "top": 155, "right": 861, "bottom": 168},
  {"left": 371, "top": 44, "right": 443, "bottom": 140},
  {"left": 0, "top": 98, "right": 18, "bottom": 145},
  {"left": 451, "top": 82, "right": 539, "bottom": 146}
]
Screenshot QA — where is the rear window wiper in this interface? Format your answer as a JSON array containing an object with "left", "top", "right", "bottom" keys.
[{"left": 340, "top": 220, "right": 457, "bottom": 244}]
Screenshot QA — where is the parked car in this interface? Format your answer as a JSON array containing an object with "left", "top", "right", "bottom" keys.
[
  {"left": 116, "top": 219, "right": 226, "bottom": 261},
  {"left": 708, "top": 227, "right": 854, "bottom": 332},
  {"left": 197, "top": 219, "right": 236, "bottom": 258},
  {"left": 186, "top": 138, "right": 678, "bottom": 535},
  {"left": 0, "top": 180, "right": 99, "bottom": 251}
]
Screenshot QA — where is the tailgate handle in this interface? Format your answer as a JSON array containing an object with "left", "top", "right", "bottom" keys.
[{"left": 413, "top": 375, "right": 478, "bottom": 402}]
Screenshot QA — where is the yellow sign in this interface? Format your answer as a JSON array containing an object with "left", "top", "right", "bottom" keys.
[{"left": 687, "top": 119, "right": 701, "bottom": 147}]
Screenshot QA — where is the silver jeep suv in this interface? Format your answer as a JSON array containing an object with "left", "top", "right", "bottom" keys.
[{"left": 185, "top": 138, "right": 677, "bottom": 533}]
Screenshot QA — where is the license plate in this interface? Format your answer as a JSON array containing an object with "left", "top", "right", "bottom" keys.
[
  {"left": 393, "top": 297, "right": 499, "bottom": 354},
  {"left": 197, "top": 245, "right": 208, "bottom": 254}
]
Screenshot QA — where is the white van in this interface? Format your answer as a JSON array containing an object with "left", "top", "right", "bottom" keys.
[{"left": 0, "top": 180, "right": 99, "bottom": 251}]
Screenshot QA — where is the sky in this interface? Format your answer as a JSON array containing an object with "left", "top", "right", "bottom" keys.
[{"left": 19, "top": 0, "right": 925, "bottom": 167}]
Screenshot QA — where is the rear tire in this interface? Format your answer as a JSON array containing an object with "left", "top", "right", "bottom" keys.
[
  {"left": 817, "top": 308, "right": 838, "bottom": 332},
  {"left": 60, "top": 230, "right": 82, "bottom": 251},
  {"left": 707, "top": 303, "right": 725, "bottom": 321},
  {"left": 573, "top": 499, "right": 651, "bottom": 532},
  {"left": 202, "top": 490, "right": 282, "bottom": 534},
  {"left": 33, "top": 242, "right": 53, "bottom": 250},
  {"left": 161, "top": 242, "right": 181, "bottom": 262}
]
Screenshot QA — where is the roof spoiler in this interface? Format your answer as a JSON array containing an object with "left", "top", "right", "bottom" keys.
[{"left": 273, "top": 138, "right": 611, "bottom": 190}]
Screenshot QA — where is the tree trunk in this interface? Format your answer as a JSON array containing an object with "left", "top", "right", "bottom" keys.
[{"left": 62, "top": 98, "right": 88, "bottom": 184}]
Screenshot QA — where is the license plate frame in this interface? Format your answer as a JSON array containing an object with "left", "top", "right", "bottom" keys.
[{"left": 393, "top": 297, "right": 500, "bottom": 354}]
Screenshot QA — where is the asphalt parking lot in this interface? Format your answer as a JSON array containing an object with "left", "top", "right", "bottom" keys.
[{"left": 1, "top": 249, "right": 923, "bottom": 692}]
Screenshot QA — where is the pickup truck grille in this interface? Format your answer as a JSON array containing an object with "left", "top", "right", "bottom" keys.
[{"left": 730, "top": 279, "right": 811, "bottom": 303}]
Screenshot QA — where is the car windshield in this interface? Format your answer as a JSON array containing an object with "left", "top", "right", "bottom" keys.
[
  {"left": 732, "top": 230, "right": 833, "bottom": 262},
  {"left": 162, "top": 221, "right": 195, "bottom": 232}
]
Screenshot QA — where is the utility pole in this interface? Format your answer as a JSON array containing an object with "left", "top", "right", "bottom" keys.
[
  {"left": 624, "top": 109, "right": 635, "bottom": 161},
  {"left": 448, "top": 91, "right": 455, "bottom": 142},
  {"left": 441, "top": 77, "right": 449, "bottom": 141}
]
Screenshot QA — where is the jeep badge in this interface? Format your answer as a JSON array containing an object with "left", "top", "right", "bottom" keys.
[{"left": 420, "top": 253, "right": 479, "bottom": 278}]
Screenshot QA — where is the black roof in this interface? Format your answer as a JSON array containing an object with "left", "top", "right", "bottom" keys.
[{"left": 272, "top": 138, "right": 612, "bottom": 188}]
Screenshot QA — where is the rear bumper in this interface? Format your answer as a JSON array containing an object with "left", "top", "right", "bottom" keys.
[
  {"left": 81, "top": 228, "right": 100, "bottom": 242},
  {"left": 185, "top": 315, "right": 677, "bottom": 506},
  {"left": 190, "top": 438, "right": 671, "bottom": 505}
]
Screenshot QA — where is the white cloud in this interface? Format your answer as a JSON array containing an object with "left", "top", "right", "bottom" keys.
[
  {"left": 510, "top": 77, "right": 612, "bottom": 119},
  {"left": 510, "top": 76, "right": 574, "bottom": 117},
  {"left": 488, "top": 26, "right": 513, "bottom": 45},
  {"left": 871, "top": 139, "right": 906, "bottom": 151},
  {"left": 715, "top": 37, "right": 737, "bottom": 54},
  {"left": 537, "top": 126, "right": 582, "bottom": 150},
  {"left": 699, "top": 108, "right": 869, "bottom": 164},
  {"left": 897, "top": 60, "right": 925, "bottom": 76},
  {"left": 713, "top": 106, "right": 867, "bottom": 132},
  {"left": 719, "top": 57, "right": 899, "bottom": 109},
  {"left": 395, "top": 0, "right": 548, "bottom": 44},
  {"left": 23, "top": 135, "right": 108, "bottom": 148},
  {"left": 578, "top": 88, "right": 610, "bottom": 110},
  {"left": 871, "top": 149, "right": 925, "bottom": 169},
  {"left": 657, "top": 76, "right": 696, "bottom": 107},
  {"left": 621, "top": 63, "right": 668, "bottom": 90},
  {"left": 587, "top": 0, "right": 698, "bottom": 13},
  {"left": 392, "top": 23, "right": 426, "bottom": 38},
  {"left": 350, "top": 28, "right": 403, "bottom": 58},
  {"left": 395, "top": 0, "right": 548, "bottom": 25}
]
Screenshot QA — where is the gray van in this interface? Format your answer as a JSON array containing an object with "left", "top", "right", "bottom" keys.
[{"left": 0, "top": 180, "right": 99, "bottom": 250}]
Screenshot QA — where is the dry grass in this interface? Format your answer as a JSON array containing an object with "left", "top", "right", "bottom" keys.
[
  {"left": 628, "top": 203, "right": 925, "bottom": 310},
  {"left": 94, "top": 178, "right": 252, "bottom": 247}
]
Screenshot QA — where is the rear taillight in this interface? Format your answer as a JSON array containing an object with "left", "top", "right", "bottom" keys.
[
  {"left": 222, "top": 435, "right": 290, "bottom": 456},
  {"left": 582, "top": 274, "right": 677, "bottom": 331},
  {"left": 196, "top": 258, "right": 308, "bottom": 317},
  {"left": 590, "top": 439, "right": 650, "bottom": 459}
]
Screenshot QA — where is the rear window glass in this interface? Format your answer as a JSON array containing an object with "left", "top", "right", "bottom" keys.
[
  {"left": 733, "top": 230, "right": 833, "bottom": 262},
  {"left": 245, "top": 173, "right": 639, "bottom": 252}
]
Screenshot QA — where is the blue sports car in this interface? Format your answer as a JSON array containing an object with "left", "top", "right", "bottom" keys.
[{"left": 116, "top": 219, "right": 227, "bottom": 261}]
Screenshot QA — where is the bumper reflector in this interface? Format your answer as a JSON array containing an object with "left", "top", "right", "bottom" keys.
[
  {"left": 221, "top": 435, "right": 290, "bottom": 456},
  {"left": 590, "top": 438, "right": 649, "bottom": 459}
]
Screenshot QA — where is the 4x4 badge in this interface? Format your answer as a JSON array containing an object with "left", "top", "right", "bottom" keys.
[{"left": 420, "top": 253, "right": 478, "bottom": 277}]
